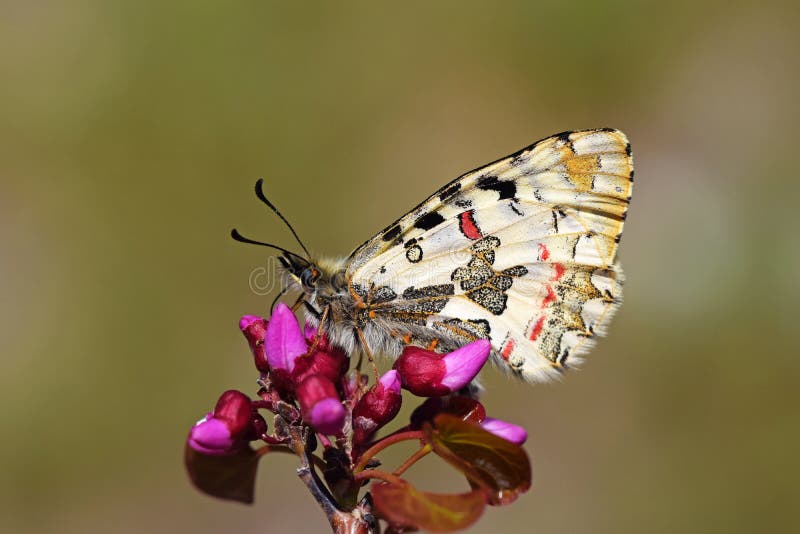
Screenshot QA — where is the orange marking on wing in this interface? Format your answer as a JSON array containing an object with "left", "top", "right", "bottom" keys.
[
  {"left": 500, "top": 339, "right": 515, "bottom": 360},
  {"left": 541, "top": 285, "right": 557, "bottom": 308},
  {"left": 538, "top": 243, "right": 550, "bottom": 261},
  {"left": 529, "top": 316, "right": 545, "bottom": 341},
  {"left": 552, "top": 263, "right": 565, "bottom": 281}
]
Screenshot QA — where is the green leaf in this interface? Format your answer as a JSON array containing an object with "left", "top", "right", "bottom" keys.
[
  {"left": 184, "top": 443, "right": 261, "bottom": 504},
  {"left": 372, "top": 481, "right": 486, "bottom": 532},
  {"left": 425, "top": 414, "right": 531, "bottom": 505}
]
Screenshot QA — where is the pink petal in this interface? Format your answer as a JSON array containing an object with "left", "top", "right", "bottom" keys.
[
  {"left": 308, "top": 398, "right": 346, "bottom": 435},
  {"left": 265, "top": 303, "right": 307, "bottom": 372},
  {"left": 378, "top": 369, "right": 401, "bottom": 394},
  {"left": 481, "top": 417, "right": 528, "bottom": 445},
  {"left": 188, "top": 417, "right": 235, "bottom": 455},
  {"left": 238, "top": 314, "right": 263, "bottom": 331},
  {"left": 440, "top": 339, "right": 492, "bottom": 390}
]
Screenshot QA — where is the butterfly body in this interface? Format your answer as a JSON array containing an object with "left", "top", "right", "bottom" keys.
[{"left": 276, "top": 129, "right": 633, "bottom": 383}]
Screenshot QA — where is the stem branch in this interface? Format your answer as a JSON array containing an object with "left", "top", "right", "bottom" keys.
[
  {"left": 354, "top": 469, "right": 406, "bottom": 487},
  {"left": 354, "top": 430, "right": 424, "bottom": 472},
  {"left": 392, "top": 444, "right": 432, "bottom": 477}
]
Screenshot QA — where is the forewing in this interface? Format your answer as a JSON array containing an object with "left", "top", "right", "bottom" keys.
[{"left": 347, "top": 129, "right": 633, "bottom": 382}]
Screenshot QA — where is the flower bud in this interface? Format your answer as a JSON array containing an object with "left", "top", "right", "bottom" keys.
[
  {"left": 188, "top": 390, "right": 255, "bottom": 455},
  {"left": 293, "top": 343, "right": 348, "bottom": 385},
  {"left": 296, "top": 374, "right": 345, "bottom": 435},
  {"left": 248, "top": 411, "right": 269, "bottom": 441},
  {"left": 239, "top": 315, "right": 269, "bottom": 372},
  {"left": 480, "top": 417, "right": 527, "bottom": 445},
  {"left": 352, "top": 370, "right": 402, "bottom": 444},
  {"left": 265, "top": 303, "right": 307, "bottom": 373},
  {"left": 264, "top": 303, "right": 308, "bottom": 392},
  {"left": 394, "top": 340, "right": 491, "bottom": 397}
]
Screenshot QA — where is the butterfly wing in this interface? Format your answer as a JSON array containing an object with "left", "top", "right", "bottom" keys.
[{"left": 346, "top": 129, "right": 633, "bottom": 382}]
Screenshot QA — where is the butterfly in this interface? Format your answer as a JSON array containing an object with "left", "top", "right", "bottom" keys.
[{"left": 233, "top": 129, "right": 633, "bottom": 383}]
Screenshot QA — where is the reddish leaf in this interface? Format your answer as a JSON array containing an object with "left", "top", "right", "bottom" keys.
[
  {"left": 410, "top": 396, "right": 486, "bottom": 429},
  {"left": 184, "top": 443, "right": 261, "bottom": 504},
  {"left": 372, "top": 481, "right": 486, "bottom": 532},
  {"left": 425, "top": 414, "right": 531, "bottom": 505}
]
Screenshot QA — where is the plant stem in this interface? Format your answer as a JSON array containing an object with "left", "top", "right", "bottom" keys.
[
  {"left": 392, "top": 444, "right": 432, "bottom": 476},
  {"left": 288, "top": 424, "right": 378, "bottom": 534},
  {"left": 353, "top": 430, "right": 424, "bottom": 472},
  {"left": 353, "top": 469, "right": 405, "bottom": 487}
]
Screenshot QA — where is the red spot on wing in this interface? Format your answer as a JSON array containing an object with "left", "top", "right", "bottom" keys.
[
  {"left": 541, "top": 284, "right": 557, "bottom": 308},
  {"left": 458, "top": 210, "right": 483, "bottom": 240},
  {"left": 538, "top": 243, "right": 551, "bottom": 261},
  {"left": 500, "top": 338, "right": 515, "bottom": 360},
  {"left": 529, "top": 316, "right": 545, "bottom": 341},
  {"left": 552, "top": 263, "right": 565, "bottom": 281}
]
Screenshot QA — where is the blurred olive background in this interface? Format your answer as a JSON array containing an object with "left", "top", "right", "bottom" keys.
[{"left": 2, "top": 1, "right": 799, "bottom": 533}]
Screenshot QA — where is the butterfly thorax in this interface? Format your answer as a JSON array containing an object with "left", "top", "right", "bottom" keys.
[{"left": 279, "top": 254, "right": 414, "bottom": 358}]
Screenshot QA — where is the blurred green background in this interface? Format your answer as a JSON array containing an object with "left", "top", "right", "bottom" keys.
[{"left": 2, "top": 1, "right": 799, "bottom": 533}]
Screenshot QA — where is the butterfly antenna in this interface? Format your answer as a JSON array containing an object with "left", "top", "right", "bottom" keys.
[
  {"left": 254, "top": 179, "right": 312, "bottom": 259},
  {"left": 270, "top": 284, "right": 291, "bottom": 314},
  {"left": 230, "top": 228, "right": 308, "bottom": 264}
]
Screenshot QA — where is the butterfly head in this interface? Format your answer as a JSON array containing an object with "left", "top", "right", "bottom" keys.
[{"left": 278, "top": 254, "right": 319, "bottom": 291}]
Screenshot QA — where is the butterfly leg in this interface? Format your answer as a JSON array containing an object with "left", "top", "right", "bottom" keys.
[
  {"left": 290, "top": 292, "right": 306, "bottom": 313},
  {"left": 354, "top": 325, "right": 380, "bottom": 382},
  {"left": 307, "top": 304, "right": 330, "bottom": 355}
]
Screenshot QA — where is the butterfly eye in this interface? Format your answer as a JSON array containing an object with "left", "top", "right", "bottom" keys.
[{"left": 300, "top": 268, "right": 319, "bottom": 288}]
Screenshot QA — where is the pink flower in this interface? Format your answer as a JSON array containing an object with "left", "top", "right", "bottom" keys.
[
  {"left": 296, "top": 375, "right": 345, "bottom": 435},
  {"left": 352, "top": 370, "right": 402, "bottom": 445},
  {"left": 393, "top": 340, "right": 491, "bottom": 397},
  {"left": 480, "top": 417, "right": 527, "bottom": 445},
  {"left": 188, "top": 390, "right": 265, "bottom": 455},
  {"left": 239, "top": 315, "right": 269, "bottom": 372}
]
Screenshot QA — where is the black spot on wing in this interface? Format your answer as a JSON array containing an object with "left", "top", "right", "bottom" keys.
[
  {"left": 373, "top": 286, "right": 398, "bottom": 303},
  {"left": 414, "top": 211, "right": 445, "bottom": 230},
  {"left": 502, "top": 265, "right": 528, "bottom": 277},
  {"left": 402, "top": 284, "right": 455, "bottom": 299},
  {"left": 476, "top": 175, "right": 517, "bottom": 200},
  {"left": 382, "top": 225, "right": 402, "bottom": 242},
  {"left": 406, "top": 244, "right": 423, "bottom": 263},
  {"left": 466, "top": 286, "right": 507, "bottom": 315},
  {"left": 439, "top": 318, "right": 491, "bottom": 339},
  {"left": 438, "top": 182, "right": 461, "bottom": 203},
  {"left": 556, "top": 131, "right": 575, "bottom": 153}
]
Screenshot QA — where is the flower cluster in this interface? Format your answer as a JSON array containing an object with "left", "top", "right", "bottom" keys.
[{"left": 185, "top": 304, "right": 531, "bottom": 533}]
